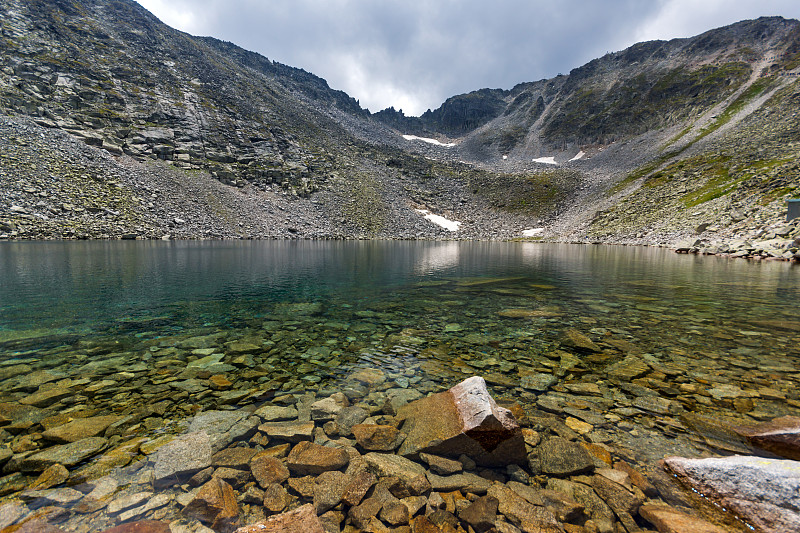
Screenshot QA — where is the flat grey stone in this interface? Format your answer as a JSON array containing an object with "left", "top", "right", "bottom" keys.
[
  {"left": 17, "top": 437, "right": 107, "bottom": 472},
  {"left": 189, "top": 410, "right": 259, "bottom": 452},
  {"left": 254, "top": 405, "right": 299, "bottom": 422},
  {"left": 152, "top": 431, "right": 213, "bottom": 489}
]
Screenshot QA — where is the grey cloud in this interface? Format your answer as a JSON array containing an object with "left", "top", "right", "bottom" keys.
[{"left": 137, "top": 0, "right": 800, "bottom": 115}]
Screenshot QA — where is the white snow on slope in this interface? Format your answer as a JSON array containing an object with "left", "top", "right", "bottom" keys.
[
  {"left": 522, "top": 228, "right": 545, "bottom": 237},
  {"left": 569, "top": 151, "right": 586, "bottom": 161},
  {"left": 532, "top": 156, "right": 557, "bottom": 165},
  {"left": 403, "top": 135, "right": 456, "bottom": 148},
  {"left": 415, "top": 209, "right": 461, "bottom": 231}
]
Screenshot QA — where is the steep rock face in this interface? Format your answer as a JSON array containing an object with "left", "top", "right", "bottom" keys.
[
  {"left": 380, "top": 17, "right": 800, "bottom": 151},
  {"left": 0, "top": 1, "right": 798, "bottom": 244},
  {"left": 0, "top": 0, "right": 355, "bottom": 193}
]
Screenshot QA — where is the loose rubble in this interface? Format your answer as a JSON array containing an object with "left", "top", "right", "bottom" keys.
[{"left": 0, "top": 374, "right": 782, "bottom": 533}]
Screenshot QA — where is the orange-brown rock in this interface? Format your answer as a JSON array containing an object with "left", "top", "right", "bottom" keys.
[
  {"left": 397, "top": 376, "right": 526, "bottom": 467},
  {"left": 640, "top": 505, "right": 727, "bottom": 533},
  {"left": 184, "top": 477, "right": 239, "bottom": 533},
  {"left": 733, "top": 415, "right": 800, "bottom": 460},
  {"left": 233, "top": 503, "right": 324, "bottom": 533},
  {"left": 209, "top": 375, "right": 233, "bottom": 391},
  {"left": 287, "top": 441, "right": 349, "bottom": 476},
  {"left": 352, "top": 424, "right": 405, "bottom": 451},
  {"left": 249, "top": 452, "right": 290, "bottom": 488}
]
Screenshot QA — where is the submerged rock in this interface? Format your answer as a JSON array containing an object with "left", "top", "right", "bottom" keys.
[
  {"left": 152, "top": 431, "right": 213, "bottom": 489},
  {"left": 42, "top": 415, "right": 123, "bottom": 443},
  {"left": 17, "top": 437, "right": 107, "bottom": 472},
  {"left": 188, "top": 410, "right": 259, "bottom": 452},
  {"left": 184, "top": 477, "right": 240, "bottom": 533},
  {"left": 233, "top": 503, "right": 324, "bottom": 533},
  {"left": 397, "top": 376, "right": 526, "bottom": 466},
  {"left": 538, "top": 437, "right": 595, "bottom": 477},
  {"left": 560, "top": 329, "right": 601, "bottom": 353},
  {"left": 287, "top": 441, "right": 349, "bottom": 476},
  {"left": 732, "top": 416, "right": 800, "bottom": 460},
  {"left": 352, "top": 424, "right": 405, "bottom": 451}
]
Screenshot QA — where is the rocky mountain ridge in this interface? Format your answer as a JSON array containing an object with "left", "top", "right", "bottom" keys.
[{"left": 0, "top": 0, "right": 798, "bottom": 251}]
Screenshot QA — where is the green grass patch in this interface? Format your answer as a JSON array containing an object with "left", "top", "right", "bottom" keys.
[
  {"left": 747, "top": 157, "right": 796, "bottom": 172},
  {"left": 609, "top": 155, "right": 677, "bottom": 195},
  {"left": 695, "top": 77, "right": 774, "bottom": 141},
  {"left": 612, "top": 76, "right": 777, "bottom": 197},
  {"left": 783, "top": 52, "right": 800, "bottom": 71},
  {"left": 679, "top": 157, "right": 741, "bottom": 208},
  {"left": 644, "top": 171, "right": 671, "bottom": 188},
  {"left": 661, "top": 125, "right": 694, "bottom": 151},
  {"left": 340, "top": 172, "right": 387, "bottom": 234},
  {"left": 760, "top": 186, "right": 797, "bottom": 205}
]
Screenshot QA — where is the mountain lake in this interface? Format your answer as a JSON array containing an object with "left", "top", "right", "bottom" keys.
[{"left": 0, "top": 240, "right": 798, "bottom": 529}]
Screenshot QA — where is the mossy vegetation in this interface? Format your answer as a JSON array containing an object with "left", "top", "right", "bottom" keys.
[
  {"left": 468, "top": 169, "right": 582, "bottom": 217},
  {"left": 496, "top": 125, "right": 528, "bottom": 153},
  {"left": 611, "top": 74, "right": 779, "bottom": 197},
  {"left": 694, "top": 76, "right": 775, "bottom": 142},
  {"left": 339, "top": 171, "right": 387, "bottom": 234},
  {"left": 545, "top": 63, "right": 751, "bottom": 145}
]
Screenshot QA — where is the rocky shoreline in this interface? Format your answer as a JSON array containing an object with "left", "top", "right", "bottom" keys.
[
  {"left": 2, "top": 373, "right": 798, "bottom": 533},
  {"left": 1, "top": 113, "right": 798, "bottom": 253},
  {"left": 0, "top": 377, "right": 740, "bottom": 533}
]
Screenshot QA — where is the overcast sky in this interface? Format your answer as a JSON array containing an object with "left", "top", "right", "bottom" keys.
[{"left": 135, "top": 0, "right": 800, "bottom": 116}]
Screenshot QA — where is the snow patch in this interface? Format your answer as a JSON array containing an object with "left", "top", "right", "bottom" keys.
[
  {"left": 532, "top": 156, "right": 557, "bottom": 165},
  {"left": 402, "top": 135, "right": 456, "bottom": 148},
  {"left": 522, "top": 228, "right": 545, "bottom": 237},
  {"left": 416, "top": 209, "right": 461, "bottom": 232},
  {"left": 569, "top": 151, "right": 586, "bottom": 161}
]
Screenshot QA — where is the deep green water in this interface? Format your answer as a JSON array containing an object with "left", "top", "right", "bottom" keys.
[{"left": 1, "top": 240, "right": 799, "bottom": 465}]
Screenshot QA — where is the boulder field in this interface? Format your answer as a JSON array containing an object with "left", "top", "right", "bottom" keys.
[{"left": 3, "top": 376, "right": 790, "bottom": 532}]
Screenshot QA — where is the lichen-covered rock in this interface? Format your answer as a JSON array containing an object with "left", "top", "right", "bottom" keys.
[{"left": 664, "top": 455, "right": 800, "bottom": 533}]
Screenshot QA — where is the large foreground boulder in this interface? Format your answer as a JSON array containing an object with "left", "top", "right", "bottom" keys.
[
  {"left": 396, "top": 376, "right": 526, "bottom": 467},
  {"left": 663, "top": 455, "right": 800, "bottom": 532}
]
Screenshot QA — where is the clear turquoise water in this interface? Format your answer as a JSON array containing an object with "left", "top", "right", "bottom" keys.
[
  {"left": 1, "top": 241, "right": 799, "bottom": 464},
  {"left": 2, "top": 241, "right": 797, "bottom": 345}
]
